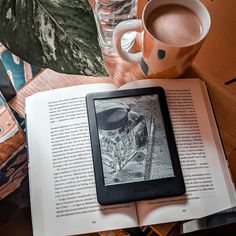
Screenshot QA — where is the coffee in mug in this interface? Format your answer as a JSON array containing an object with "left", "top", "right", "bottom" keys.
[
  {"left": 146, "top": 4, "right": 202, "bottom": 46},
  {"left": 113, "top": 0, "right": 211, "bottom": 78}
]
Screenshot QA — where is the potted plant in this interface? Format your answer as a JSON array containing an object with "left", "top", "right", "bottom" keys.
[{"left": 0, "top": 0, "right": 106, "bottom": 76}]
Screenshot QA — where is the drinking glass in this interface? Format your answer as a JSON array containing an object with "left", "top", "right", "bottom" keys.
[{"left": 92, "top": 0, "right": 138, "bottom": 55}]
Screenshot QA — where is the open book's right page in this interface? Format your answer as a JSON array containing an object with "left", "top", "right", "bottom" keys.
[{"left": 121, "top": 78, "right": 236, "bottom": 225}]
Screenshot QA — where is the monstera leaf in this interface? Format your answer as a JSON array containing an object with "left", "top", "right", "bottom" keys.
[{"left": 0, "top": 0, "right": 107, "bottom": 76}]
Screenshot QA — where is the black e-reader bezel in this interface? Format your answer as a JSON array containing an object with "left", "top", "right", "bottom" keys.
[{"left": 86, "top": 87, "right": 185, "bottom": 205}]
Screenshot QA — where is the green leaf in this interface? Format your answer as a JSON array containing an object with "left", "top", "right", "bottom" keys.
[{"left": 0, "top": 0, "right": 107, "bottom": 76}]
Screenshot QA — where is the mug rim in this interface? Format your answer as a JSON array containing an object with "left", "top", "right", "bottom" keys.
[{"left": 142, "top": 0, "right": 211, "bottom": 48}]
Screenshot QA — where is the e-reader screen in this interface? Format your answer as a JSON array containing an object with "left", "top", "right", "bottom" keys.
[{"left": 94, "top": 94, "right": 175, "bottom": 186}]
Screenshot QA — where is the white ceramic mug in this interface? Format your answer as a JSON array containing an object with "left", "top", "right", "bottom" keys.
[{"left": 113, "top": 0, "right": 211, "bottom": 78}]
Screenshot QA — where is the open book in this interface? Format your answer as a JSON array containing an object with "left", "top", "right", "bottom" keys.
[{"left": 25, "top": 78, "right": 236, "bottom": 236}]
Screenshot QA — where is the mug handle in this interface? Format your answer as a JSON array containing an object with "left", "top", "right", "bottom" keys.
[{"left": 113, "top": 19, "right": 142, "bottom": 63}]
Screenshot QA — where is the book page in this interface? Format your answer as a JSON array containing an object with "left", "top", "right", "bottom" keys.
[
  {"left": 26, "top": 83, "right": 138, "bottom": 236},
  {"left": 120, "top": 79, "right": 236, "bottom": 225}
]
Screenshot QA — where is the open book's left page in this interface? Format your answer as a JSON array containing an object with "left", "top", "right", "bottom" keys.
[{"left": 25, "top": 84, "right": 138, "bottom": 236}]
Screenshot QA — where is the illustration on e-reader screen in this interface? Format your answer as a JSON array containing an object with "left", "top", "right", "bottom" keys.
[{"left": 94, "top": 94, "right": 175, "bottom": 186}]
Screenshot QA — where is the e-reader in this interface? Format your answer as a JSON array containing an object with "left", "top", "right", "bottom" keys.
[{"left": 86, "top": 87, "right": 185, "bottom": 205}]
